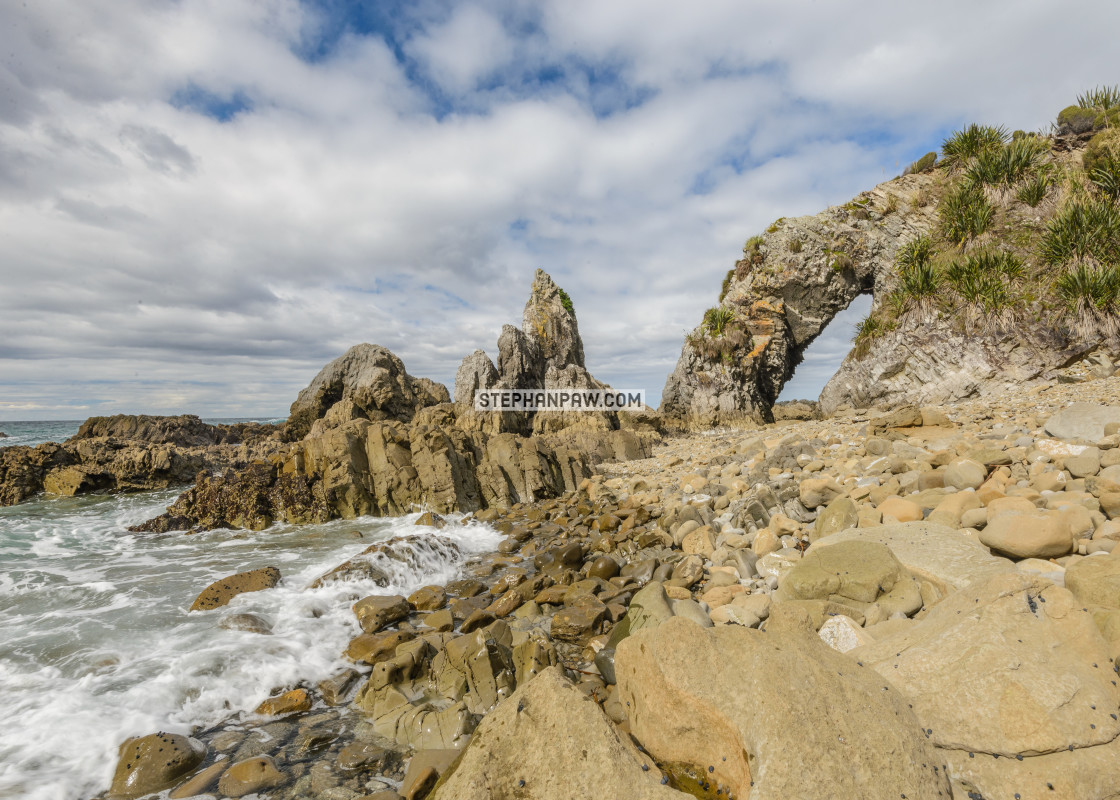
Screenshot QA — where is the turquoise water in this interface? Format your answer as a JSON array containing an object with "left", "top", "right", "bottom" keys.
[
  {"left": 0, "top": 418, "right": 285, "bottom": 449},
  {"left": 0, "top": 487, "right": 501, "bottom": 800}
]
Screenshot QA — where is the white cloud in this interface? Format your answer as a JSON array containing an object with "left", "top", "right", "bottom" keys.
[{"left": 2, "top": 0, "right": 1119, "bottom": 420}]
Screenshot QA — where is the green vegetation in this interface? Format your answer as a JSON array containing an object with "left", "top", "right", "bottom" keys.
[
  {"left": 940, "top": 124, "right": 1008, "bottom": 169},
  {"left": 905, "top": 152, "right": 937, "bottom": 174},
  {"left": 743, "top": 235, "right": 764, "bottom": 254},
  {"left": 939, "top": 182, "right": 995, "bottom": 244},
  {"left": 1077, "top": 85, "right": 1120, "bottom": 111},
  {"left": 703, "top": 306, "right": 736, "bottom": 337},
  {"left": 558, "top": 288, "right": 575, "bottom": 316},
  {"left": 965, "top": 136, "right": 1050, "bottom": 188},
  {"left": 1056, "top": 263, "right": 1120, "bottom": 338},
  {"left": 1016, "top": 171, "right": 1052, "bottom": 207},
  {"left": 852, "top": 315, "right": 896, "bottom": 359},
  {"left": 788, "top": 238, "right": 803, "bottom": 253},
  {"left": 1039, "top": 200, "right": 1120, "bottom": 266},
  {"left": 766, "top": 218, "right": 785, "bottom": 233}
]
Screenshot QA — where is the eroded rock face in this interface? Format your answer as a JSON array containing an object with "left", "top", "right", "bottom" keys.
[{"left": 283, "top": 344, "right": 450, "bottom": 441}]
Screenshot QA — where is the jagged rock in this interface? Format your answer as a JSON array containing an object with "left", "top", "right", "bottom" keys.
[
  {"left": 430, "top": 666, "right": 688, "bottom": 800},
  {"left": 615, "top": 614, "right": 951, "bottom": 800},
  {"left": 283, "top": 343, "right": 449, "bottom": 441}
]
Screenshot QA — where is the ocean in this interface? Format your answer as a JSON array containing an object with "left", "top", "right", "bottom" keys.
[{"left": 0, "top": 422, "right": 502, "bottom": 800}]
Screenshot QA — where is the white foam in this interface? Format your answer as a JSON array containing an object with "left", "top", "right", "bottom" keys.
[{"left": 0, "top": 491, "right": 501, "bottom": 800}]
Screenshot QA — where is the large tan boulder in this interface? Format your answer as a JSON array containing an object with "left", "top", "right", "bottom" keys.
[
  {"left": 189, "top": 567, "right": 281, "bottom": 612},
  {"left": 614, "top": 615, "right": 951, "bottom": 800},
  {"left": 430, "top": 666, "right": 688, "bottom": 800},
  {"left": 811, "top": 495, "right": 858, "bottom": 540},
  {"left": 815, "top": 522, "right": 1013, "bottom": 593},
  {"left": 1065, "top": 553, "right": 1120, "bottom": 608},
  {"left": 109, "top": 732, "right": 206, "bottom": 799},
  {"left": 980, "top": 510, "right": 1073, "bottom": 559},
  {"left": 798, "top": 476, "right": 844, "bottom": 509},
  {"left": 852, "top": 573, "right": 1120, "bottom": 756}
]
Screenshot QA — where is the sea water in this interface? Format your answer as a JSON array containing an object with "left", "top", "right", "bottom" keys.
[{"left": 0, "top": 488, "right": 502, "bottom": 800}]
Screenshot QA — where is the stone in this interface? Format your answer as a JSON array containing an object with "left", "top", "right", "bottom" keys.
[
  {"left": 778, "top": 540, "right": 902, "bottom": 603},
  {"left": 429, "top": 667, "right": 687, "bottom": 800},
  {"left": 876, "top": 496, "right": 923, "bottom": 522},
  {"left": 980, "top": 510, "right": 1074, "bottom": 559},
  {"left": 852, "top": 572, "right": 1120, "bottom": 756},
  {"left": 218, "top": 612, "right": 273, "bottom": 634},
  {"left": 798, "top": 476, "right": 844, "bottom": 509},
  {"left": 318, "top": 669, "right": 362, "bottom": 706},
  {"left": 346, "top": 630, "right": 414, "bottom": 665},
  {"left": 189, "top": 567, "right": 281, "bottom": 611},
  {"left": 408, "top": 585, "right": 447, "bottom": 611},
  {"left": 414, "top": 511, "right": 446, "bottom": 528},
  {"left": 815, "top": 522, "right": 1014, "bottom": 593},
  {"left": 1044, "top": 403, "right": 1120, "bottom": 442},
  {"left": 255, "top": 688, "right": 311, "bottom": 716},
  {"left": 217, "top": 755, "right": 286, "bottom": 798},
  {"left": 168, "top": 760, "right": 226, "bottom": 799},
  {"left": 944, "top": 458, "right": 987, "bottom": 490},
  {"left": 818, "top": 614, "right": 875, "bottom": 652},
  {"left": 110, "top": 733, "right": 206, "bottom": 800},
  {"left": 1065, "top": 553, "right": 1120, "bottom": 609},
  {"left": 812, "top": 495, "right": 858, "bottom": 540},
  {"left": 615, "top": 615, "right": 950, "bottom": 800},
  {"left": 550, "top": 599, "right": 607, "bottom": 643},
  {"left": 353, "top": 595, "right": 410, "bottom": 633},
  {"left": 401, "top": 749, "right": 459, "bottom": 800}
]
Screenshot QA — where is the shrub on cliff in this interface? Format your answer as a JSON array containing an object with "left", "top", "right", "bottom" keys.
[
  {"left": 939, "top": 182, "right": 995, "bottom": 244},
  {"left": 1057, "top": 262, "right": 1120, "bottom": 338},
  {"left": 1040, "top": 199, "right": 1120, "bottom": 266},
  {"left": 941, "top": 124, "right": 1008, "bottom": 169}
]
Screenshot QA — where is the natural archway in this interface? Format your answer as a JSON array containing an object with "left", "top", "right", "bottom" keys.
[{"left": 777, "top": 294, "right": 872, "bottom": 402}]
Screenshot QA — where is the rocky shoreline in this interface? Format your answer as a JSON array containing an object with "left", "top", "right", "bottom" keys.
[{"left": 98, "top": 372, "right": 1120, "bottom": 800}]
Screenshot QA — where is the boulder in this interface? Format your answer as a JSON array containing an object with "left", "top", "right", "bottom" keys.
[
  {"left": 852, "top": 573, "right": 1120, "bottom": 756},
  {"left": 615, "top": 615, "right": 950, "bottom": 800},
  {"left": 283, "top": 343, "right": 449, "bottom": 441},
  {"left": 254, "top": 688, "right": 311, "bottom": 716},
  {"left": 189, "top": 567, "right": 281, "bottom": 612},
  {"left": 1044, "top": 403, "right": 1120, "bottom": 442},
  {"left": 944, "top": 458, "right": 987, "bottom": 490},
  {"left": 980, "top": 510, "right": 1074, "bottom": 559},
  {"left": 1065, "top": 553, "right": 1120, "bottom": 609},
  {"left": 217, "top": 755, "right": 286, "bottom": 797},
  {"left": 353, "top": 595, "right": 411, "bottom": 633},
  {"left": 109, "top": 732, "right": 206, "bottom": 800},
  {"left": 812, "top": 495, "right": 858, "bottom": 540},
  {"left": 430, "top": 667, "right": 688, "bottom": 800}
]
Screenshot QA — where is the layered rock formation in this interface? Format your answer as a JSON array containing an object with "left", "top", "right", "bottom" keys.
[
  {"left": 136, "top": 272, "right": 656, "bottom": 532},
  {"left": 0, "top": 415, "right": 279, "bottom": 506}
]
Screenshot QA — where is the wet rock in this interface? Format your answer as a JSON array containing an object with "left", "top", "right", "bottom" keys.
[
  {"left": 346, "top": 629, "right": 414, "bottom": 665},
  {"left": 353, "top": 595, "right": 410, "bottom": 633},
  {"left": 217, "top": 755, "right": 286, "bottom": 798},
  {"left": 255, "top": 688, "right": 311, "bottom": 716},
  {"left": 408, "top": 585, "right": 447, "bottom": 611},
  {"left": 189, "top": 567, "right": 281, "bottom": 611},
  {"left": 168, "top": 759, "right": 226, "bottom": 799},
  {"left": 218, "top": 612, "right": 273, "bottom": 634},
  {"left": 109, "top": 732, "right": 206, "bottom": 800},
  {"left": 319, "top": 669, "right": 363, "bottom": 706}
]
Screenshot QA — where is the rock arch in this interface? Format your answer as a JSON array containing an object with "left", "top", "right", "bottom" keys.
[{"left": 660, "top": 173, "right": 938, "bottom": 424}]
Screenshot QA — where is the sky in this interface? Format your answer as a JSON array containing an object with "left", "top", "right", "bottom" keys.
[{"left": 1, "top": 0, "right": 1117, "bottom": 421}]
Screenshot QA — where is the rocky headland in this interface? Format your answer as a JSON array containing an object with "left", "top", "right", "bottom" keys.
[{"left": 0, "top": 415, "right": 280, "bottom": 507}]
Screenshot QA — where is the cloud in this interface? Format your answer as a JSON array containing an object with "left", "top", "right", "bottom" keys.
[{"left": 2, "top": 0, "right": 1119, "bottom": 420}]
